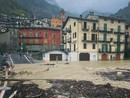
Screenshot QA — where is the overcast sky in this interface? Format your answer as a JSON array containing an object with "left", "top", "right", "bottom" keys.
[{"left": 56, "top": 0, "right": 130, "bottom": 14}]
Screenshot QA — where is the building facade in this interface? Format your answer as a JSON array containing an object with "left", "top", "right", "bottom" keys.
[
  {"left": 51, "top": 9, "right": 65, "bottom": 28},
  {"left": 62, "top": 12, "right": 125, "bottom": 61},
  {"left": 18, "top": 27, "right": 61, "bottom": 52}
]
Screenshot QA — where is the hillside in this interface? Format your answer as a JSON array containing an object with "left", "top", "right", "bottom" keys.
[
  {"left": 0, "top": 0, "right": 30, "bottom": 17},
  {"left": 16, "top": 0, "right": 61, "bottom": 18},
  {"left": 114, "top": 2, "right": 130, "bottom": 24}
]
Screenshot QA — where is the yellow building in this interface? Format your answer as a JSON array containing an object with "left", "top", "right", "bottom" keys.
[
  {"left": 51, "top": 9, "right": 65, "bottom": 28},
  {"left": 62, "top": 12, "right": 125, "bottom": 61},
  {"left": 51, "top": 15, "right": 62, "bottom": 27}
]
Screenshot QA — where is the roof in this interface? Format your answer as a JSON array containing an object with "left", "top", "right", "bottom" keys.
[
  {"left": 18, "top": 26, "right": 61, "bottom": 31},
  {"left": 62, "top": 16, "right": 98, "bottom": 29},
  {"left": 99, "top": 15, "right": 126, "bottom": 22}
]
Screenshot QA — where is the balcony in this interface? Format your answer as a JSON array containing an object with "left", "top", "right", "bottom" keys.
[
  {"left": 82, "top": 28, "right": 89, "bottom": 31},
  {"left": 114, "top": 39, "right": 125, "bottom": 44},
  {"left": 99, "top": 49, "right": 124, "bottom": 53},
  {"left": 99, "top": 27, "right": 112, "bottom": 33},
  {"left": 98, "top": 38, "right": 111, "bottom": 43},
  {"left": 62, "top": 41, "right": 67, "bottom": 44},
  {"left": 19, "top": 36, "right": 42, "bottom": 39},
  {"left": 91, "top": 27, "right": 99, "bottom": 32}
]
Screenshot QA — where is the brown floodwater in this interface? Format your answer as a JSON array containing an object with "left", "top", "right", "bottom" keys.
[{"left": 69, "top": 60, "right": 130, "bottom": 69}]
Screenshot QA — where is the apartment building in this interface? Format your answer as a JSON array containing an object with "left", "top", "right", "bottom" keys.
[
  {"left": 62, "top": 12, "right": 125, "bottom": 61},
  {"left": 18, "top": 27, "right": 61, "bottom": 52}
]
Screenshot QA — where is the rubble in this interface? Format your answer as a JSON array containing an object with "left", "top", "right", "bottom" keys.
[
  {"left": 4, "top": 80, "right": 130, "bottom": 98},
  {"left": 100, "top": 69, "right": 130, "bottom": 82}
]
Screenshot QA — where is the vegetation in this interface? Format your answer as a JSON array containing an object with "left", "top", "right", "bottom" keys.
[{"left": 0, "top": 0, "right": 30, "bottom": 17}]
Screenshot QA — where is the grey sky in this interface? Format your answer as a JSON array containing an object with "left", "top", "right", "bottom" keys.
[{"left": 56, "top": 0, "right": 130, "bottom": 14}]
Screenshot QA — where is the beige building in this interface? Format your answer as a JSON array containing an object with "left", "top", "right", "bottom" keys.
[{"left": 62, "top": 12, "right": 125, "bottom": 61}]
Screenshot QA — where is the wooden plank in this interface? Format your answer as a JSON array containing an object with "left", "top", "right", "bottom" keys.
[{"left": 0, "top": 86, "right": 11, "bottom": 91}]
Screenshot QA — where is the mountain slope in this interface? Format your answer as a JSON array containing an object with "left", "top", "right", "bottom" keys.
[
  {"left": 16, "top": 0, "right": 61, "bottom": 18},
  {"left": 114, "top": 2, "right": 130, "bottom": 24},
  {"left": 0, "top": 0, "right": 30, "bottom": 16}
]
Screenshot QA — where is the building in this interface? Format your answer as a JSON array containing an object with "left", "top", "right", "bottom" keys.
[
  {"left": 18, "top": 27, "right": 61, "bottom": 52},
  {"left": 125, "top": 25, "right": 130, "bottom": 58},
  {"left": 51, "top": 9, "right": 65, "bottom": 28},
  {"left": 31, "top": 18, "right": 51, "bottom": 27},
  {"left": 62, "top": 12, "right": 126, "bottom": 61}
]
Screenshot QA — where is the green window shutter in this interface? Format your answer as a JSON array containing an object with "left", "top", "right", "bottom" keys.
[
  {"left": 103, "top": 34, "right": 107, "bottom": 41},
  {"left": 104, "top": 24, "right": 107, "bottom": 31},
  {"left": 117, "top": 35, "right": 120, "bottom": 42},
  {"left": 109, "top": 45, "right": 112, "bottom": 52},
  {"left": 102, "top": 44, "right": 108, "bottom": 52},
  {"left": 118, "top": 25, "right": 121, "bottom": 32},
  {"left": 117, "top": 44, "right": 120, "bottom": 52}
]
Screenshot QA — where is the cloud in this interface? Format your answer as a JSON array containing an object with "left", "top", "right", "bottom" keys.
[{"left": 57, "top": 0, "right": 130, "bottom": 14}]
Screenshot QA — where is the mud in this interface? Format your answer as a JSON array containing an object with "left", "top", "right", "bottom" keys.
[{"left": 4, "top": 80, "right": 130, "bottom": 98}]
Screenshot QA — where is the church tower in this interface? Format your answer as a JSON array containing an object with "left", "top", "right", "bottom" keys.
[{"left": 60, "top": 8, "right": 65, "bottom": 21}]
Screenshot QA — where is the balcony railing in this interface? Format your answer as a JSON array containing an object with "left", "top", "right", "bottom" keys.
[
  {"left": 99, "top": 27, "right": 113, "bottom": 33},
  {"left": 114, "top": 29, "right": 125, "bottom": 34},
  {"left": 82, "top": 28, "right": 89, "bottom": 31},
  {"left": 98, "top": 38, "right": 111, "bottom": 43},
  {"left": 99, "top": 49, "right": 124, "bottom": 53}
]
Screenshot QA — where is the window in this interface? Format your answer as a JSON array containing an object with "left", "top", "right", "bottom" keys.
[
  {"left": 118, "top": 25, "right": 121, "bottom": 32},
  {"left": 117, "top": 34, "right": 120, "bottom": 42},
  {"left": 102, "top": 44, "right": 108, "bottom": 52},
  {"left": 84, "top": 22, "right": 87, "bottom": 29},
  {"left": 30, "top": 32, "right": 33, "bottom": 37},
  {"left": 29, "top": 39, "right": 33, "bottom": 44},
  {"left": 111, "top": 28, "right": 113, "bottom": 32},
  {"left": 23, "top": 32, "right": 26, "bottom": 37},
  {"left": 73, "top": 32, "right": 76, "bottom": 38},
  {"left": 75, "top": 32, "right": 76, "bottom": 38},
  {"left": 74, "top": 44, "right": 76, "bottom": 51},
  {"left": 74, "top": 22, "right": 76, "bottom": 26},
  {"left": 73, "top": 33, "right": 75, "bottom": 38},
  {"left": 35, "top": 32, "right": 38, "bottom": 37},
  {"left": 92, "top": 44, "right": 96, "bottom": 49},
  {"left": 93, "top": 23, "right": 96, "bottom": 30},
  {"left": 69, "top": 25, "right": 71, "bottom": 30},
  {"left": 84, "top": 33, "right": 87, "bottom": 40},
  {"left": 44, "top": 33, "right": 48, "bottom": 37},
  {"left": 44, "top": 39, "right": 48, "bottom": 44},
  {"left": 92, "top": 34, "right": 97, "bottom": 41},
  {"left": 35, "top": 39, "right": 39, "bottom": 44},
  {"left": 52, "top": 34, "right": 56, "bottom": 38},
  {"left": 103, "top": 34, "right": 107, "bottom": 41},
  {"left": 83, "top": 43, "right": 87, "bottom": 49},
  {"left": 104, "top": 17, "right": 107, "bottom": 21},
  {"left": 117, "top": 44, "right": 120, "bottom": 52},
  {"left": 111, "top": 18, "right": 114, "bottom": 23},
  {"left": 104, "top": 23, "right": 107, "bottom": 31},
  {"left": 110, "top": 38, "right": 113, "bottom": 42},
  {"left": 52, "top": 40, "right": 56, "bottom": 44},
  {"left": 118, "top": 20, "right": 121, "bottom": 23}
]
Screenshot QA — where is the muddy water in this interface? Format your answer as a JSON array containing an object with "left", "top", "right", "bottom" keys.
[{"left": 70, "top": 60, "right": 130, "bottom": 69}]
